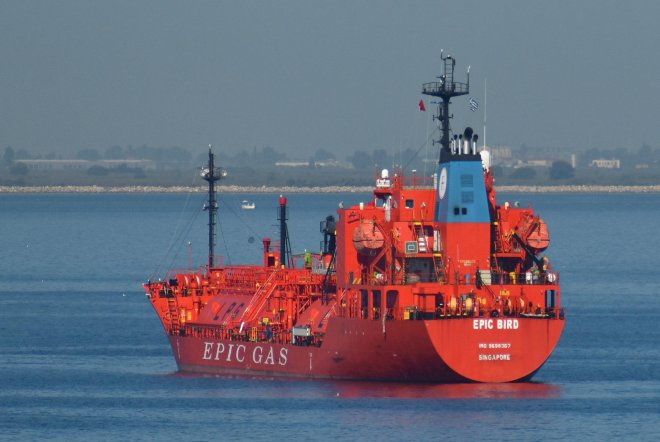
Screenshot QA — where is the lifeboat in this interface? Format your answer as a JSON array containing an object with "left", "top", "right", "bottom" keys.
[
  {"left": 526, "top": 219, "right": 550, "bottom": 251},
  {"left": 352, "top": 219, "right": 385, "bottom": 255}
]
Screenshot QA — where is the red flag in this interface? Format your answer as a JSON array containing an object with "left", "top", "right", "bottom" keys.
[{"left": 418, "top": 99, "right": 426, "bottom": 112}]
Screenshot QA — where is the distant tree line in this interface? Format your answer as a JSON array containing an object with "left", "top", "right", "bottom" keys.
[
  {"left": 3, "top": 140, "right": 660, "bottom": 187},
  {"left": 2, "top": 144, "right": 194, "bottom": 163},
  {"left": 503, "top": 161, "right": 575, "bottom": 181},
  {"left": 4, "top": 140, "right": 659, "bottom": 170},
  {"left": 77, "top": 145, "right": 193, "bottom": 162},
  {"left": 197, "top": 145, "right": 430, "bottom": 171}
]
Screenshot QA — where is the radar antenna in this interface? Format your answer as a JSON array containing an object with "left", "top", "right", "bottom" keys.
[{"left": 422, "top": 52, "right": 470, "bottom": 160}]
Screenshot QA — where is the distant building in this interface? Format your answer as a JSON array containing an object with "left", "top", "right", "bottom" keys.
[
  {"left": 18, "top": 159, "right": 157, "bottom": 170},
  {"left": 522, "top": 159, "right": 554, "bottom": 167},
  {"left": 18, "top": 159, "right": 89, "bottom": 170},
  {"left": 314, "top": 159, "right": 348, "bottom": 168},
  {"left": 97, "top": 160, "right": 156, "bottom": 170},
  {"left": 489, "top": 146, "right": 512, "bottom": 163},
  {"left": 275, "top": 161, "right": 310, "bottom": 167},
  {"left": 590, "top": 159, "right": 620, "bottom": 169},
  {"left": 511, "top": 159, "right": 553, "bottom": 168},
  {"left": 275, "top": 159, "right": 349, "bottom": 168}
]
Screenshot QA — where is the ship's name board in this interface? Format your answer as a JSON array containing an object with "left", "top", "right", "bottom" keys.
[
  {"left": 202, "top": 342, "right": 288, "bottom": 366},
  {"left": 472, "top": 319, "right": 519, "bottom": 330}
]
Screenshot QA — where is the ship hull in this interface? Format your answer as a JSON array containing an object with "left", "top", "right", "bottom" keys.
[
  {"left": 148, "top": 63, "right": 567, "bottom": 384},
  {"left": 167, "top": 317, "right": 564, "bottom": 382}
]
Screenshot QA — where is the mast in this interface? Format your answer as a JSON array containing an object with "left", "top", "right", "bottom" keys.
[
  {"left": 421, "top": 51, "right": 470, "bottom": 159},
  {"left": 422, "top": 53, "right": 490, "bottom": 277},
  {"left": 201, "top": 145, "right": 226, "bottom": 268},
  {"left": 483, "top": 78, "right": 487, "bottom": 150},
  {"left": 278, "top": 195, "right": 293, "bottom": 268}
]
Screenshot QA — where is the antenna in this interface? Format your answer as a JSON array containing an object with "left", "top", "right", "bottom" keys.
[
  {"left": 421, "top": 52, "right": 470, "bottom": 162},
  {"left": 483, "top": 78, "right": 487, "bottom": 150}
]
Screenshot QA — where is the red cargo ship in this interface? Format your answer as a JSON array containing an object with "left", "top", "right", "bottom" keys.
[{"left": 144, "top": 54, "right": 565, "bottom": 382}]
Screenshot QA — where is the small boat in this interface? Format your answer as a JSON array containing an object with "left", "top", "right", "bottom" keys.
[{"left": 241, "top": 200, "right": 256, "bottom": 210}]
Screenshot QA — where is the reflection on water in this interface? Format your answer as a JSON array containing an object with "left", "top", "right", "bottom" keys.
[
  {"left": 172, "top": 371, "right": 561, "bottom": 400},
  {"left": 331, "top": 380, "right": 562, "bottom": 399}
]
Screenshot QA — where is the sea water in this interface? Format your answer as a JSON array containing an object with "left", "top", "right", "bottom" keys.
[{"left": 1, "top": 192, "right": 659, "bottom": 441}]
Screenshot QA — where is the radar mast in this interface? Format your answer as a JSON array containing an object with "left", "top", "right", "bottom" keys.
[
  {"left": 201, "top": 145, "right": 227, "bottom": 268},
  {"left": 422, "top": 52, "right": 470, "bottom": 159}
]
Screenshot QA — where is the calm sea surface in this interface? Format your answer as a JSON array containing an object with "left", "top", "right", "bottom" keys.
[{"left": 1, "top": 192, "right": 659, "bottom": 441}]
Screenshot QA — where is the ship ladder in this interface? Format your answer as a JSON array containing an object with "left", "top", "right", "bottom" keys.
[
  {"left": 297, "top": 295, "right": 313, "bottom": 317},
  {"left": 479, "top": 282, "right": 499, "bottom": 315},
  {"left": 414, "top": 224, "right": 429, "bottom": 253},
  {"left": 493, "top": 222, "right": 504, "bottom": 252},
  {"left": 418, "top": 237, "right": 427, "bottom": 252},
  {"left": 321, "top": 249, "right": 337, "bottom": 305},
  {"left": 166, "top": 297, "right": 181, "bottom": 334},
  {"left": 432, "top": 253, "right": 445, "bottom": 282},
  {"left": 239, "top": 270, "right": 280, "bottom": 324}
]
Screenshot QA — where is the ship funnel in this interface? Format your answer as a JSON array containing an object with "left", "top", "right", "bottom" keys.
[
  {"left": 473, "top": 134, "right": 479, "bottom": 155},
  {"left": 461, "top": 126, "right": 474, "bottom": 155},
  {"left": 463, "top": 128, "right": 474, "bottom": 155}
]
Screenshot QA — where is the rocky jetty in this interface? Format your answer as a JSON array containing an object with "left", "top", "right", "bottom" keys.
[{"left": 2, "top": 185, "right": 660, "bottom": 193}]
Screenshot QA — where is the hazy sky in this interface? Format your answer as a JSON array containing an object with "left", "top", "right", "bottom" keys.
[{"left": 1, "top": 1, "right": 658, "bottom": 159}]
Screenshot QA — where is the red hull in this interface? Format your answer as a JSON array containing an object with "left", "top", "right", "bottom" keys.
[{"left": 167, "top": 317, "right": 564, "bottom": 382}]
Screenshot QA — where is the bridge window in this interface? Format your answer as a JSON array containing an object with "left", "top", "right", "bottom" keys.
[{"left": 405, "top": 199, "right": 414, "bottom": 209}]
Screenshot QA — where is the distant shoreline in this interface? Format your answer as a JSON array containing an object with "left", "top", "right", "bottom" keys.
[{"left": 2, "top": 184, "right": 660, "bottom": 193}]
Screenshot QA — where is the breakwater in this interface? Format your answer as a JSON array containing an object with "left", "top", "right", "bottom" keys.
[{"left": 2, "top": 184, "right": 660, "bottom": 193}]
